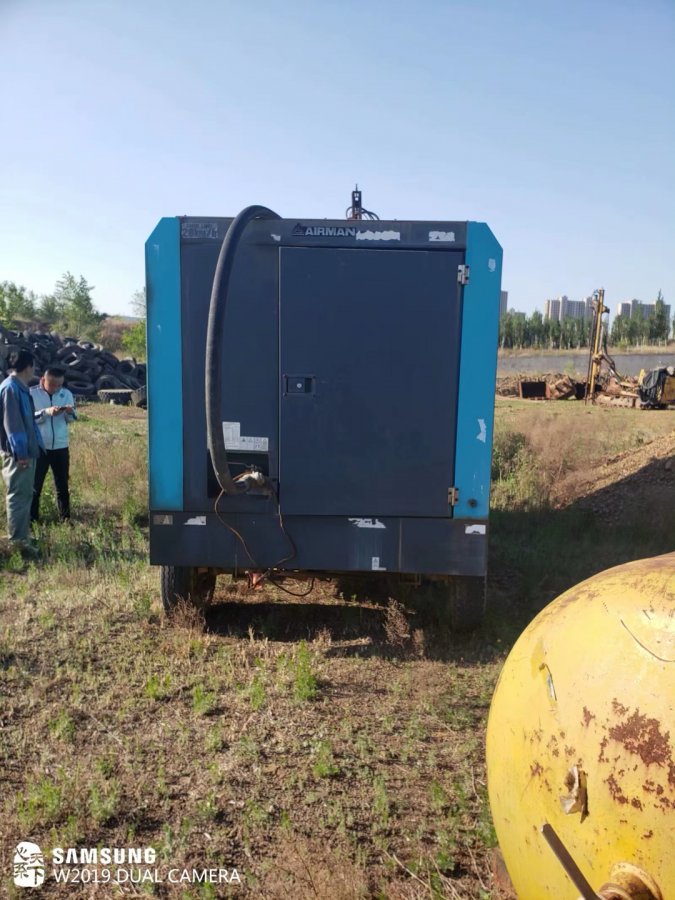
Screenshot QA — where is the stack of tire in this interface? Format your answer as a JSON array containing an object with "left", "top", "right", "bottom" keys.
[{"left": 0, "top": 326, "right": 146, "bottom": 407}]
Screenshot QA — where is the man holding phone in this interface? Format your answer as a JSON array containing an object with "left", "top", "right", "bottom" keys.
[
  {"left": 31, "top": 366, "right": 77, "bottom": 523},
  {"left": 0, "top": 350, "right": 44, "bottom": 555}
]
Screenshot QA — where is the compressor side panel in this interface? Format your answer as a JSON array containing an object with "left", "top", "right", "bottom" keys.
[
  {"left": 146, "top": 217, "right": 183, "bottom": 511},
  {"left": 453, "top": 222, "right": 502, "bottom": 520}
]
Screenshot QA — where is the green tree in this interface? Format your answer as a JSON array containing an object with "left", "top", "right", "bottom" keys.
[
  {"left": 649, "top": 290, "right": 669, "bottom": 343},
  {"left": 499, "top": 312, "right": 515, "bottom": 348},
  {"left": 122, "top": 320, "right": 146, "bottom": 360},
  {"left": 0, "top": 281, "right": 37, "bottom": 326},
  {"left": 611, "top": 315, "right": 628, "bottom": 347},
  {"left": 53, "top": 272, "right": 101, "bottom": 338},
  {"left": 529, "top": 310, "right": 544, "bottom": 347},
  {"left": 121, "top": 286, "right": 147, "bottom": 360},
  {"left": 37, "top": 294, "right": 65, "bottom": 327},
  {"left": 131, "top": 287, "right": 146, "bottom": 318}
]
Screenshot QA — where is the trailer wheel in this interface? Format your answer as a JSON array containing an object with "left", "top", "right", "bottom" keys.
[
  {"left": 438, "top": 576, "right": 486, "bottom": 633},
  {"left": 160, "top": 566, "right": 217, "bottom": 614},
  {"left": 395, "top": 576, "right": 486, "bottom": 633}
]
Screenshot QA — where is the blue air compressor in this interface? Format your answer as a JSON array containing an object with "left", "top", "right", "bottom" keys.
[{"left": 145, "top": 192, "right": 502, "bottom": 629}]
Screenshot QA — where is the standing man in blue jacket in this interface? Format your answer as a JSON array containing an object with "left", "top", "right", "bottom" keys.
[
  {"left": 31, "top": 366, "right": 77, "bottom": 524},
  {"left": 0, "top": 350, "right": 44, "bottom": 555}
]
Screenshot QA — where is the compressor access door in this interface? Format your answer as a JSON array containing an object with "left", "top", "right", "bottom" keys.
[{"left": 279, "top": 247, "right": 463, "bottom": 517}]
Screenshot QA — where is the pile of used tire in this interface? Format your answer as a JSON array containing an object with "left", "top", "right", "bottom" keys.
[{"left": 0, "top": 326, "right": 146, "bottom": 407}]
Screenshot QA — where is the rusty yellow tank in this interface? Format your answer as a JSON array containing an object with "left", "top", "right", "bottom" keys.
[{"left": 487, "top": 553, "right": 675, "bottom": 899}]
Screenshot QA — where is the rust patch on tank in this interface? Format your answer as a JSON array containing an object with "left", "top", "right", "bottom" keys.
[
  {"left": 612, "top": 699, "right": 629, "bottom": 716},
  {"left": 643, "top": 830, "right": 653, "bottom": 839},
  {"left": 606, "top": 773, "right": 629, "bottom": 804},
  {"left": 546, "top": 734, "right": 561, "bottom": 758},
  {"left": 528, "top": 727, "right": 543, "bottom": 745},
  {"left": 630, "top": 797, "right": 643, "bottom": 810},
  {"left": 582, "top": 707, "right": 595, "bottom": 727},
  {"left": 607, "top": 707, "right": 675, "bottom": 786},
  {"left": 530, "top": 762, "right": 544, "bottom": 777}
]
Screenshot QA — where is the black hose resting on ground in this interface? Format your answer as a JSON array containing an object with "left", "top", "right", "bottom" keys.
[{"left": 205, "top": 205, "right": 281, "bottom": 493}]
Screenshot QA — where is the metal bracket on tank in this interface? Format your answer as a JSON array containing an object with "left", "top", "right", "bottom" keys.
[
  {"left": 540, "top": 824, "right": 663, "bottom": 900},
  {"left": 540, "top": 823, "right": 601, "bottom": 899}
]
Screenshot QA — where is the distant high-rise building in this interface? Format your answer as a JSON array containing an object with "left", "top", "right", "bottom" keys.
[
  {"left": 544, "top": 298, "right": 561, "bottom": 321},
  {"left": 561, "top": 296, "right": 583, "bottom": 320},
  {"left": 580, "top": 296, "right": 595, "bottom": 320},
  {"left": 500, "top": 290, "right": 508, "bottom": 317},
  {"left": 544, "top": 295, "right": 592, "bottom": 322},
  {"left": 618, "top": 299, "right": 672, "bottom": 322}
]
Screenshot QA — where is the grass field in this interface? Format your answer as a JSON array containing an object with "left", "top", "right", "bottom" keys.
[{"left": 1, "top": 400, "right": 673, "bottom": 898}]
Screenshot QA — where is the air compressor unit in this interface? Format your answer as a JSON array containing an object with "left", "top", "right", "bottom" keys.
[{"left": 146, "top": 202, "right": 502, "bottom": 628}]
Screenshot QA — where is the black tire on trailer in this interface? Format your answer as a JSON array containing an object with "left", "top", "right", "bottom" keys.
[
  {"left": 391, "top": 575, "right": 486, "bottom": 633},
  {"left": 436, "top": 575, "right": 486, "bottom": 633},
  {"left": 160, "top": 566, "right": 217, "bottom": 614}
]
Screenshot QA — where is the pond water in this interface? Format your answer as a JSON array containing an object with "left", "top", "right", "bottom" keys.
[{"left": 497, "top": 352, "right": 675, "bottom": 377}]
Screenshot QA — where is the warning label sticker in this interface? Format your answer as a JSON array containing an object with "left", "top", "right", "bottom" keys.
[{"left": 222, "top": 422, "right": 269, "bottom": 452}]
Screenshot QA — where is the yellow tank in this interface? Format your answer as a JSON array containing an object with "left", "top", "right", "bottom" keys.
[{"left": 487, "top": 554, "right": 675, "bottom": 899}]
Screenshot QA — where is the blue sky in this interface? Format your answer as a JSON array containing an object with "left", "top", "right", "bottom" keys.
[{"left": 1, "top": 0, "right": 673, "bottom": 317}]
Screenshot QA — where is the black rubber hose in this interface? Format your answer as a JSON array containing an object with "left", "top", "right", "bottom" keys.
[{"left": 205, "top": 205, "right": 280, "bottom": 493}]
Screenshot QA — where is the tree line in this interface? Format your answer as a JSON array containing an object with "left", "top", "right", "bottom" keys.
[
  {"left": 0, "top": 276, "right": 145, "bottom": 359},
  {"left": 609, "top": 292, "right": 670, "bottom": 348},
  {"left": 500, "top": 293, "right": 670, "bottom": 350}
]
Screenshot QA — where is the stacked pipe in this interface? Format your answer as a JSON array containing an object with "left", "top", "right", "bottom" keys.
[{"left": 0, "top": 326, "right": 146, "bottom": 405}]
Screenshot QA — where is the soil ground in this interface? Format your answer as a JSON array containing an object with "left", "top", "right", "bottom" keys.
[{"left": 1, "top": 398, "right": 673, "bottom": 898}]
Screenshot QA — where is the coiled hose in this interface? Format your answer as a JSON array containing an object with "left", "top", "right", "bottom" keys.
[{"left": 205, "top": 205, "right": 280, "bottom": 493}]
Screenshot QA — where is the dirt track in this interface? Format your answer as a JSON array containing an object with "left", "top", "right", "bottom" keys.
[{"left": 551, "top": 429, "right": 675, "bottom": 520}]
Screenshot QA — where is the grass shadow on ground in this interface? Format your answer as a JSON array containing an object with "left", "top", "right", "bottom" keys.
[
  {"left": 205, "top": 593, "right": 496, "bottom": 665},
  {"left": 205, "top": 438, "right": 675, "bottom": 662},
  {"left": 486, "top": 452, "right": 675, "bottom": 648}
]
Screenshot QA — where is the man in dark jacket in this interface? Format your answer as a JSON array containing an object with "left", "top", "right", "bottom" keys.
[{"left": 0, "top": 350, "right": 44, "bottom": 556}]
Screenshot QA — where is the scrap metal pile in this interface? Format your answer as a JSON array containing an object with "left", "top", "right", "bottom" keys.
[
  {"left": 0, "top": 326, "right": 146, "bottom": 407},
  {"left": 496, "top": 370, "right": 674, "bottom": 409},
  {"left": 496, "top": 373, "right": 590, "bottom": 400}
]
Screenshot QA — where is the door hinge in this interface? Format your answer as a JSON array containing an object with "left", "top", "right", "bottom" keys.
[
  {"left": 457, "top": 264, "right": 470, "bottom": 285},
  {"left": 448, "top": 487, "right": 459, "bottom": 506}
]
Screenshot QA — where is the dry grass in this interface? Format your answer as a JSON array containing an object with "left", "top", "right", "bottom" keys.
[
  {"left": 1, "top": 399, "right": 673, "bottom": 897},
  {"left": 491, "top": 398, "right": 675, "bottom": 509},
  {"left": 0, "top": 404, "right": 499, "bottom": 899}
]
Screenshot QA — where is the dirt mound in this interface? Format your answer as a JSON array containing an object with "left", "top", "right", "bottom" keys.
[{"left": 551, "top": 430, "right": 675, "bottom": 517}]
